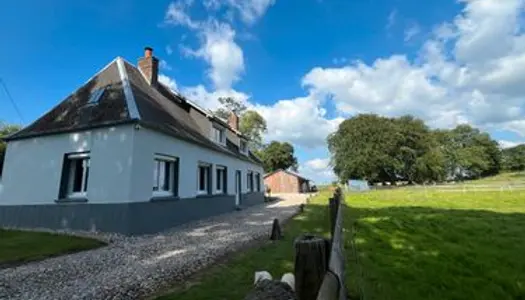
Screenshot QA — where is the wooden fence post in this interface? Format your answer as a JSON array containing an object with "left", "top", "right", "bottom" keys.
[
  {"left": 270, "top": 218, "right": 283, "bottom": 240},
  {"left": 329, "top": 197, "right": 338, "bottom": 238},
  {"left": 294, "top": 235, "right": 330, "bottom": 300}
]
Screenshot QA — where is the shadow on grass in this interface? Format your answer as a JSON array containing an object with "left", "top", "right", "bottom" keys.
[{"left": 345, "top": 205, "right": 525, "bottom": 300}]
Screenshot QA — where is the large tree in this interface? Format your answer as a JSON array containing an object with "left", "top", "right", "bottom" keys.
[
  {"left": 328, "top": 114, "right": 500, "bottom": 184},
  {"left": 258, "top": 141, "right": 298, "bottom": 173},
  {"left": 502, "top": 144, "right": 525, "bottom": 171},
  {"left": 214, "top": 97, "right": 267, "bottom": 149},
  {"left": 0, "top": 122, "right": 22, "bottom": 176}
]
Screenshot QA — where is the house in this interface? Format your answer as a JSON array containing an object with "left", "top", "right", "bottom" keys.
[
  {"left": 264, "top": 169, "right": 311, "bottom": 194},
  {"left": 0, "top": 47, "right": 265, "bottom": 235}
]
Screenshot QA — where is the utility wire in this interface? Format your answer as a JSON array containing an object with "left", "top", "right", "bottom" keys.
[{"left": 0, "top": 78, "right": 25, "bottom": 124}]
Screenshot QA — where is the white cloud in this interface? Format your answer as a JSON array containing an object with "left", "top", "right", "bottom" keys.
[
  {"left": 158, "top": 74, "right": 178, "bottom": 91},
  {"left": 298, "top": 158, "right": 335, "bottom": 184},
  {"left": 181, "top": 84, "right": 249, "bottom": 111},
  {"left": 386, "top": 9, "right": 397, "bottom": 29},
  {"left": 159, "top": 60, "right": 172, "bottom": 71},
  {"left": 254, "top": 95, "right": 343, "bottom": 148},
  {"left": 299, "top": 0, "right": 525, "bottom": 133},
  {"left": 165, "top": 45, "right": 173, "bottom": 55},
  {"left": 404, "top": 23, "right": 421, "bottom": 42},
  {"left": 165, "top": 2, "right": 246, "bottom": 90},
  {"left": 498, "top": 140, "right": 523, "bottom": 149},
  {"left": 203, "top": 0, "right": 276, "bottom": 25}
]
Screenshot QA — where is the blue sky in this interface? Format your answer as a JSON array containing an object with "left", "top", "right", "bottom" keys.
[{"left": 2, "top": 0, "right": 525, "bottom": 183}]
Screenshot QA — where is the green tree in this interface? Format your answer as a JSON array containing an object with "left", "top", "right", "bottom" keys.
[
  {"left": 214, "top": 97, "right": 267, "bottom": 150},
  {"left": 258, "top": 141, "right": 298, "bottom": 173},
  {"left": 445, "top": 125, "right": 501, "bottom": 179},
  {"left": 328, "top": 114, "right": 401, "bottom": 184},
  {"left": 502, "top": 144, "right": 525, "bottom": 171},
  {"left": 214, "top": 97, "right": 248, "bottom": 120},
  {"left": 0, "top": 122, "right": 22, "bottom": 176}
]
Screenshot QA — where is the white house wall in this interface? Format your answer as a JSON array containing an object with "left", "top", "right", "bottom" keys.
[
  {"left": 129, "top": 126, "right": 264, "bottom": 201},
  {"left": 0, "top": 125, "right": 135, "bottom": 205}
]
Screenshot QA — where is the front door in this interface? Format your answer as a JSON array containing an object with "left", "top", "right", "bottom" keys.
[{"left": 235, "top": 170, "right": 242, "bottom": 206}]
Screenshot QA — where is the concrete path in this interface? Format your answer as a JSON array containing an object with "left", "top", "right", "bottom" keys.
[{"left": 0, "top": 195, "right": 309, "bottom": 300}]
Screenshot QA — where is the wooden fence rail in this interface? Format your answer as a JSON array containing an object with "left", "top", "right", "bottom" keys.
[
  {"left": 244, "top": 188, "right": 347, "bottom": 300},
  {"left": 316, "top": 188, "right": 346, "bottom": 300}
]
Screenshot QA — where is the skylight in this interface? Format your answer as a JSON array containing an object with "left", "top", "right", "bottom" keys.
[{"left": 87, "top": 88, "right": 105, "bottom": 105}]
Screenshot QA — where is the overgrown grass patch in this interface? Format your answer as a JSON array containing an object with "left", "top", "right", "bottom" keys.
[{"left": 0, "top": 229, "right": 105, "bottom": 268}]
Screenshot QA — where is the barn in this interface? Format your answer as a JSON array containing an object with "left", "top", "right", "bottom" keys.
[{"left": 263, "top": 169, "right": 311, "bottom": 194}]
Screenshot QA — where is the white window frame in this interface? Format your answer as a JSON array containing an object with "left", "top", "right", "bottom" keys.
[
  {"left": 216, "top": 166, "right": 227, "bottom": 194},
  {"left": 66, "top": 152, "right": 90, "bottom": 199},
  {"left": 198, "top": 163, "right": 211, "bottom": 195},
  {"left": 212, "top": 125, "right": 226, "bottom": 146},
  {"left": 240, "top": 140, "right": 248, "bottom": 155},
  {"left": 152, "top": 154, "right": 177, "bottom": 197}
]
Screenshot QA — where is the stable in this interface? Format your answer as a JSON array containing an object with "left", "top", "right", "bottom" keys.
[{"left": 264, "top": 169, "right": 311, "bottom": 194}]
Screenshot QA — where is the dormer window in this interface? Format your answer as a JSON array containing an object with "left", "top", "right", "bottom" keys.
[
  {"left": 240, "top": 140, "right": 248, "bottom": 155},
  {"left": 212, "top": 125, "right": 226, "bottom": 146}
]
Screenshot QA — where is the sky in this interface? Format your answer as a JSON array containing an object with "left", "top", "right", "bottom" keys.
[{"left": 1, "top": 0, "right": 525, "bottom": 184}]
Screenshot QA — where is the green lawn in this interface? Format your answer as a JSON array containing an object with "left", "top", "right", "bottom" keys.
[
  {"left": 347, "top": 189, "right": 525, "bottom": 300},
  {"left": 0, "top": 229, "right": 106, "bottom": 268},
  {"left": 154, "top": 187, "right": 525, "bottom": 300}
]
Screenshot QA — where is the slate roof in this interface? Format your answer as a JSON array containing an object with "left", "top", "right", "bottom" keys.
[{"left": 6, "top": 57, "right": 261, "bottom": 165}]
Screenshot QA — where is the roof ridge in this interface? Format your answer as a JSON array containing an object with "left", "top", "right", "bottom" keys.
[{"left": 116, "top": 57, "right": 141, "bottom": 120}]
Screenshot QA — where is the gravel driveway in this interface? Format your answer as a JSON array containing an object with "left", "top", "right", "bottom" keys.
[{"left": 0, "top": 195, "right": 308, "bottom": 300}]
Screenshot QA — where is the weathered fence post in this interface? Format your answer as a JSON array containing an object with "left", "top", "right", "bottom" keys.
[
  {"left": 270, "top": 218, "right": 283, "bottom": 240},
  {"left": 329, "top": 197, "right": 338, "bottom": 238},
  {"left": 294, "top": 235, "right": 330, "bottom": 300}
]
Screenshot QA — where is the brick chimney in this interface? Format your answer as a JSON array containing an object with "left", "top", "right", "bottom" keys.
[
  {"left": 138, "top": 47, "right": 159, "bottom": 85},
  {"left": 228, "top": 111, "right": 239, "bottom": 131}
]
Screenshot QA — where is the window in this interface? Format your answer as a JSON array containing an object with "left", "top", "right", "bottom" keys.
[
  {"left": 153, "top": 155, "right": 178, "bottom": 197},
  {"left": 216, "top": 166, "right": 227, "bottom": 194},
  {"left": 240, "top": 140, "right": 248, "bottom": 154},
  {"left": 87, "top": 88, "right": 105, "bottom": 105},
  {"left": 247, "top": 171, "right": 254, "bottom": 192},
  {"left": 255, "top": 173, "right": 261, "bottom": 192},
  {"left": 198, "top": 163, "right": 212, "bottom": 194},
  {"left": 212, "top": 126, "right": 226, "bottom": 145},
  {"left": 60, "top": 152, "right": 90, "bottom": 199}
]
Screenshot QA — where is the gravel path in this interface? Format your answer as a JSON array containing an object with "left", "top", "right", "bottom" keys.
[{"left": 0, "top": 195, "right": 308, "bottom": 300}]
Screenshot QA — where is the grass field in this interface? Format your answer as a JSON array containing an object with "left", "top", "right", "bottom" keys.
[
  {"left": 347, "top": 189, "right": 525, "bottom": 300},
  {"left": 0, "top": 229, "right": 105, "bottom": 268},
  {"left": 155, "top": 180, "right": 525, "bottom": 300}
]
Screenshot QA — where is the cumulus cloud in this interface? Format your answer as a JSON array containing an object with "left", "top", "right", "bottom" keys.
[
  {"left": 298, "top": 157, "right": 336, "bottom": 184},
  {"left": 254, "top": 95, "right": 343, "bottom": 148},
  {"left": 300, "top": 0, "right": 525, "bottom": 135},
  {"left": 158, "top": 74, "right": 178, "bottom": 91},
  {"left": 165, "top": 1, "right": 245, "bottom": 90}
]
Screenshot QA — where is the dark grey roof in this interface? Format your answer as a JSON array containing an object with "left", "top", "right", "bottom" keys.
[{"left": 7, "top": 57, "right": 261, "bottom": 165}]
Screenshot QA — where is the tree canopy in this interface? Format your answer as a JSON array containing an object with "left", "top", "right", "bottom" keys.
[
  {"left": 214, "top": 97, "right": 267, "bottom": 149},
  {"left": 328, "top": 114, "right": 501, "bottom": 184},
  {"left": 256, "top": 141, "right": 298, "bottom": 173},
  {"left": 0, "top": 122, "right": 22, "bottom": 176},
  {"left": 502, "top": 144, "right": 525, "bottom": 171}
]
